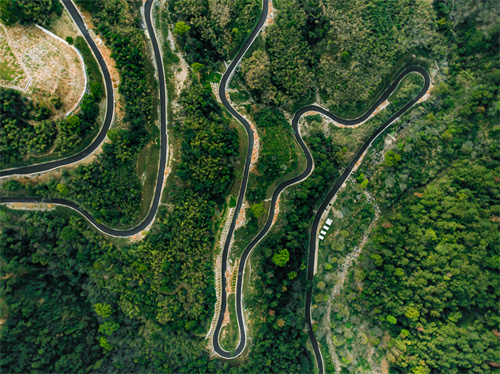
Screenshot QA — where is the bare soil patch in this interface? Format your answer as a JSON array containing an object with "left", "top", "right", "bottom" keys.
[
  {"left": 78, "top": 8, "right": 126, "bottom": 124},
  {"left": 1, "top": 21, "right": 85, "bottom": 116},
  {"left": 0, "top": 24, "right": 28, "bottom": 89}
]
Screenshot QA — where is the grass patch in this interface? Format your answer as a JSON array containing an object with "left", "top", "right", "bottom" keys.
[{"left": 229, "top": 90, "right": 250, "bottom": 104}]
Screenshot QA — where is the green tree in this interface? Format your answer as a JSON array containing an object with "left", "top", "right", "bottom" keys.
[
  {"left": 56, "top": 183, "right": 69, "bottom": 195},
  {"left": 191, "top": 62, "right": 204, "bottom": 73},
  {"left": 98, "top": 321, "right": 120, "bottom": 336},
  {"left": 272, "top": 248, "right": 290, "bottom": 267},
  {"left": 94, "top": 303, "right": 113, "bottom": 318},
  {"left": 386, "top": 315, "right": 397, "bottom": 324},
  {"left": 250, "top": 203, "right": 266, "bottom": 218},
  {"left": 174, "top": 21, "right": 191, "bottom": 35}
]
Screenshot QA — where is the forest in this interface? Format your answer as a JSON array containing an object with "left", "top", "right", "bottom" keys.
[
  {"left": 309, "top": 0, "right": 499, "bottom": 372},
  {"left": 1, "top": 0, "right": 498, "bottom": 373},
  {"left": 0, "top": 0, "right": 62, "bottom": 26},
  {"left": 167, "top": 0, "right": 260, "bottom": 70}
]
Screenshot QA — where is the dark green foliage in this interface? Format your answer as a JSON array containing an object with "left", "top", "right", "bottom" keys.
[
  {"left": 0, "top": 88, "right": 56, "bottom": 165},
  {"left": 357, "top": 161, "right": 499, "bottom": 372},
  {"left": 177, "top": 84, "right": 239, "bottom": 202},
  {"left": 168, "top": 0, "right": 260, "bottom": 69},
  {"left": 0, "top": 213, "right": 104, "bottom": 373},
  {"left": 0, "top": 0, "right": 62, "bottom": 26}
]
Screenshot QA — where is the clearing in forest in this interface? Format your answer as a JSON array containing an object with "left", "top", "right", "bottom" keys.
[
  {"left": 0, "top": 24, "right": 29, "bottom": 89},
  {"left": 0, "top": 21, "right": 85, "bottom": 115}
]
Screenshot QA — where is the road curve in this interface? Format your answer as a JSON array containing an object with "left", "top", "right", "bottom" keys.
[
  {"left": 0, "top": 0, "right": 168, "bottom": 237},
  {"left": 0, "top": 0, "right": 114, "bottom": 177},
  {"left": 212, "top": 5, "right": 431, "bottom": 367}
]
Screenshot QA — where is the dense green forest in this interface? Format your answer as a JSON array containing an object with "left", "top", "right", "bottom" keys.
[
  {"left": 1, "top": 0, "right": 498, "bottom": 373},
  {"left": 0, "top": 0, "right": 62, "bottom": 26},
  {"left": 168, "top": 0, "right": 260, "bottom": 70},
  {"left": 310, "top": 0, "right": 500, "bottom": 373}
]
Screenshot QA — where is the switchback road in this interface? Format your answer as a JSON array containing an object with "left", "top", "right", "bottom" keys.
[
  {"left": 210, "top": 1, "right": 430, "bottom": 370},
  {"left": 0, "top": 0, "right": 168, "bottom": 237},
  {"left": 0, "top": 0, "right": 430, "bottom": 370}
]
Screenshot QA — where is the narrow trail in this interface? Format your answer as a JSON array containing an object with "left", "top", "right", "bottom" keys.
[
  {"left": 210, "top": 3, "right": 431, "bottom": 374},
  {"left": 0, "top": 0, "right": 168, "bottom": 237},
  {"left": 324, "top": 191, "right": 381, "bottom": 373}
]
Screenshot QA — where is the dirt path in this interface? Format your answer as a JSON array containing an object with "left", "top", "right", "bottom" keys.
[{"left": 323, "top": 191, "right": 380, "bottom": 373}]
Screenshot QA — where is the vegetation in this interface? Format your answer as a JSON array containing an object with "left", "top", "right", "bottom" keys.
[
  {"left": 168, "top": 0, "right": 260, "bottom": 70},
  {"left": 311, "top": 0, "right": 500, "bottom": 372},
  {"left": 247, "top": 107, "right": 298, "bottom": 202},
  {"left": 0, "top": 0, "right": 62, "bottom": 26},
  {"left": 239, "top": 0, "right": 438, "bottom": 113},
  {"left": 1, "top": 0, "right": 498, "bottom": 373},
  {"left": 0, "top": 88, "right": 56, "bottom": 166}
]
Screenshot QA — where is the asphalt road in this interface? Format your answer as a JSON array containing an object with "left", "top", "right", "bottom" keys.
[
  {"left": 212, "top": 10, "right": 431, "bottom": 368},
  {"left": 0, "top": 0, "right": 430, "bottom": 369},
  {"left": 0, "top": 0, "right": 114, "bottom": 178},
  {"left": 0, "top": 0, "right": 168, "bottom": 237}
]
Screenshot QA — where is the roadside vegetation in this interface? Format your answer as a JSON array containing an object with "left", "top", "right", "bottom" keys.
[
  {"left": 311, "top": 0, "right": 500, "bottom": 373},
  {"left": 0, "top": 0, "right": 498, "bottom": 373},
  {"left": 2, "top": 0, "right": 157, "bottom": 226},
  {"left": 167, "top": 0, "right": 260, "bottom": 71}
]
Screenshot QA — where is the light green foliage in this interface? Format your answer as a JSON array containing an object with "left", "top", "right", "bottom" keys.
[
  {"left": 190, "top": 62, "right": 204, "bottom": 73},
  {"left": 98, "top": 321, "right": 119, "bottom": 336},
  {"left": 174, "top": 21, "right": 191, "bottom": 35},
  {"left": 99, "top": 336, "right": 113, "bottom": 351},
  {"left": 94, "top": 303, "right": 113, "bottom": 318},
  {"left": 384, "top": 150, "right": 401, "bottom": 167},
  {"left": 287, "top": 271, "right": 297, "bottom": 280},
  {"left": 56, "top": 183, "right": 69, "bottom": 196},
  {"left": 185, "top": 320, "right": 198, "bottom": 331},
  {"left": 386, "top": 315, "right": 397, "bottom": 324},
  {"left": 405, "top": 306, "right": 420, "bottom": 320},
  {"left": 250, "top": 203, "right": 266, "bottom": 218},
  {"left": 272, "top": 248, "right": 290, "bottom": 267}
]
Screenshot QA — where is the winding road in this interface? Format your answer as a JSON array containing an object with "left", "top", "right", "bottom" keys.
[
  {"left": 0, "top": 0, "right": 168, "bottom": 237},
  {"left": 211, "top": 2, "right": 430, "bottom": 373},
  {"left": 0, "top": 0, "right": 430, "bottom": 371}
]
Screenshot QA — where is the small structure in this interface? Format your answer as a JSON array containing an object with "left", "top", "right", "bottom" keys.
[{"left": 318, "top": 235, "right": 324, "bottom": 240}]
